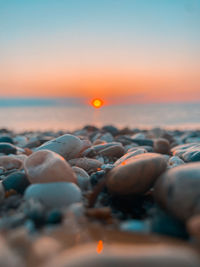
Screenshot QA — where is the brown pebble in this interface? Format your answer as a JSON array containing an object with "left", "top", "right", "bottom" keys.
[
  {"left": 153, "top": 138, "right": 170, "bottom": 154},
  {"left": 106, "top": 153, "right": 167, "bottom": 195},
  {"left": 24, "top": 150, "right": 77, "bottom": 184},
  {"left": 69, "top": 157, "right": 102, "bottom": 174}
]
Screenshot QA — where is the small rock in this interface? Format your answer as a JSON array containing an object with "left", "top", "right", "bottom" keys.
[
  {"left": 168, "top": 156, "right": 184, "bottom": 168},
  {"left": 69, "top": 158, "right": 102, "bottom": 174},
  {"left": 2, "top": 171, "right": 30, "bottom": 194},
  {"left": 24, "top": 150, "right": 76, "bottom": 184},
  {"left": 0, "top": 135, "right": 14, "bottom": 144},
  {"left": 72, "top": 166, "right": 91, "bottom": 191},
  {"left": 114, "top": 148, "right": 147, "bottom": 166},
  {"left": 154, "top": 162, "right": 200, "bottom": 221},
  {"left": 24, "top": 182, "right": 82, "bottom": 209},
  {"left": 0, "top": 143, "right": 17, "bottom": 155},
  {"left": 0, "top": 156, "right": 23, "bottom": 170},
  {"left": 36, "top": 134, "right": 88, "bottom": 160},
  {"left": 106, "top": 153, "right": 167, "bottom": 195},
  {"left": 153, "top": 138, "right": 170, "bottom": 154}
]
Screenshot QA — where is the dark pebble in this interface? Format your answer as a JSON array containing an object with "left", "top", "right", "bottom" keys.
[
  {"left": 0, "top": 135, "right": 14, "bottom": 144},
  {"left": 0, "top": 143, "right": 17, "bottom": 154},
  {"left": 151, "top": 208, "right": 189, "bottom": 240},
  {"left": 2, "top": 171, "right": 30, "bottom": 194},
  {"left": 46, "top": 210, "right": 62, "bottom": 224},
  {"left": 131, "top": 138, "right": 154, "bottom": 146}
]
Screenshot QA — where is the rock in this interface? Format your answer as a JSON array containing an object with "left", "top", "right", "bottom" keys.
[
  {"left": 168, "top": 156, "right": 184, "bottom": 168},
  {"left": 106, "top": 153, "right": 167, "bottom": 195},
  {"left": 120, "top": 219, "right": 150, "bottom": 233},
  {"left": 2, "top": 171, "right": 30, "bottom": 194},
  {"left": 99, "top": 133, "right": 114, "bottom": 143},
  {"left": 154, "top": 163, "right": 200, "bottom": 221},
  {"left": 187, "top": 215, "right": 200, "bottom": 240},
  {"left": 24, "top": 150, "right": 76, "bottom": 184},
  {"left": 102, "top": 125, "right": 119, "bottom": 136},
  {"left": 0, "top": 135, "right": 14, "bottom": 144},
  {"left": 0, "top": 156, "right": 23, "bottom": 170},
  {"left": 72, "top": 166, "right": 91, "bottom": 191},
  {"left": 98, "top": 144, "right": 124, "bottom": 158},
  {"left": 0, "top": 143, "right": 17, "bottom": 155},
  {"left": 36, "top": 134, "right": 88, "bottom": 160},
  {"left": 69, "top": 158, "right": 102, "bottom": 174},
  {"left": 24, "top": 182, "right": 82, "bottom": 209},
  {"left": 13, "top": 135, "right": 28, "bottom": 147},
  {"left": 131, "top": 133, "right": 146, "bottom": 139},
  {"left": 153, "top": 138, "right": 170, "bottom": 154},
  {"left": 114, "top": 148, "right": 147, "bottom": 166},
  {"left": 171, "top": 143, "right": 200, "bottom": 162},
  {"left": 131, "top": 138, "right": 153, "bottom": 146},
  {"left": 44, "top": 243, "right": 200, "bottom": 267}
]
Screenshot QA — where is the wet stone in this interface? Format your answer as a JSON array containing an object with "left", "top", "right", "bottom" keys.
[{"left": 2, "top": 171, "right": 30, "bottom": 194}]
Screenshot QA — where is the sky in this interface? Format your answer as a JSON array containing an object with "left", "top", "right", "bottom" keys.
[{"left": 0, "top": 0, "right": 200, "bottom": 103}]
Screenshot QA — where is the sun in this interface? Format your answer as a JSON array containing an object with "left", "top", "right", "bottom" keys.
[{"left": 91, "top": 98, "right": 104, "bottom": 108}]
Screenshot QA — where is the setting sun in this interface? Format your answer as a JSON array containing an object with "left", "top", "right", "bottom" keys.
[{"left": 91, "top": 98, "right": 104, "bottom": 108}]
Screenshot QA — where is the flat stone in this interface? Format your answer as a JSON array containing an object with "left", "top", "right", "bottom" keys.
[
  {"left": 36, "top": 134, "right": 89, "bottom": 160},
  {"left": 106, "top": 153, "right": 167, "bottom": 195},
  {"left": 0, "top": 143, "right": 17, "bottom": 155},
  {"left": 69, "top": 158, "right": 102, "bottom": 174},
  {"left": 24, "top": 150, "right": 76, "bottom": 184},
  {"left": 154, "top": 163, "right": 200, "bottom": 221},
  {"left": 171, "top": 143, "right": 200, "bottom": 162},
  {"left": 24, "top": 182, "right": 81, "bottom": 209},
  {"left": 168, "top": 156, "right": 185, "bottom": 168},
  {"left": 0, "top": 135, "right": 14, "bottom": 144}
]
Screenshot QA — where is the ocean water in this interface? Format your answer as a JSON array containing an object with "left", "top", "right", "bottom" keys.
[{"left": 0, "top": 99, "right": 200, "bottom": 132}]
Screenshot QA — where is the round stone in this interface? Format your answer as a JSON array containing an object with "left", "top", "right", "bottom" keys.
[
  {"left": 2, "top": 171, "right": 30, "bottom": 194},
  {"left": 153, "top": 138, "right": 170, "bottom": 154},
  {"left": 106, "top": 153, "right": 167, "bottom": 195},
  {"left": 24, "top": 150, "right": 76, "bottom": 184},
  {"left": 154, "top": 162, "right": 200, "bottom": 221},
  {"left": 24, "top": 182, "right": 82, "bottom": 209}
]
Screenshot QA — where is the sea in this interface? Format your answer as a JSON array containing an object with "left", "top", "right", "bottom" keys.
[{"left": 0, "top": 98, "right": 200, "bottom": 132}]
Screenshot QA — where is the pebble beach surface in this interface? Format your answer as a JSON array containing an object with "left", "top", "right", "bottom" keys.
[{"left": 0, "top": 125, "right": 200, "bottom": 266}]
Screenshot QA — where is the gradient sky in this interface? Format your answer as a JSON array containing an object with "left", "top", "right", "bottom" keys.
[{"left": 0, "top": 0, "right": 200, "bottom": 103}]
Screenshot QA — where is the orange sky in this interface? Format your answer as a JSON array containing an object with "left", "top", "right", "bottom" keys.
[{"left": 0, "top": 0, "right": 200, "bottom": 103}]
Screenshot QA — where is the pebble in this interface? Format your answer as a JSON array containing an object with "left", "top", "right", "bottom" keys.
[
  {"left": 102, "top": 125, "right": 119, "bottom": 136},
  {"left": 131, "top": 138, "right": 153, "bottom": 146},
  {"left": 24, "top": 182, "right": 81, "bottom": 209},
  {"left": 106, "top": 153, "right": 167, "bottom": 195},
  {"left": 187, "top": 215, "right": 200, "bottom": 240},
  {"left": 36, "top": 134, "right": 89, "bottom": 160},
  {"left": 24, "top": 150, "right": 77, "bottom": 184},
  {"left": 2, "top": 171, "right": 30, "bottom": 194},
  {"left": 0, "top": 156, "right": 23, "bottom": 170},
  {"left": 0, "top": 135, "right": 14, "bottom": 144},
  {"left": 114, "top": 148, "right": 147, "bottom": 166},
  {"left": 168, "top": 156, "right": 185, "bottom": 168},
  {"left": 153, "top": 138, "right": 170, "bottom": 154},
  {"left": 72, "top": 166, "right": 91, "bottom": 191},
  {"left": 0, "top": 143, "right": 17, "bottom": 155},
  {"left": 171, "top": 143, "right": 200, "bottom": 162},
  {"left": 154, "top": 162, "right": 200, "bottom": 221},
  {"left": 69, "top": 157, "right": 102, "bottom": 174}
]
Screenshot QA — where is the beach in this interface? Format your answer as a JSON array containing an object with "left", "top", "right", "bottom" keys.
[{"left": 0, "top": 125, "right": 200, "bottom": 266}]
